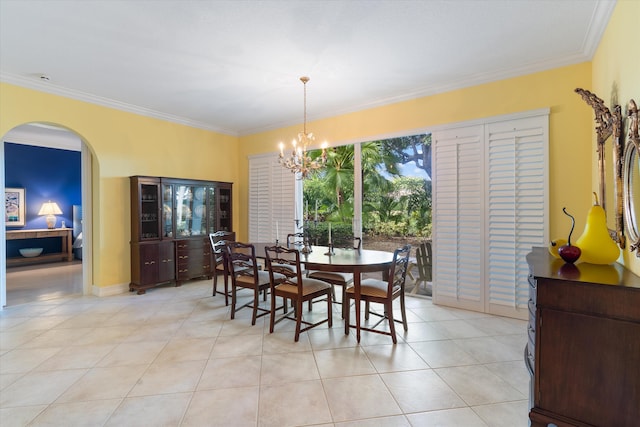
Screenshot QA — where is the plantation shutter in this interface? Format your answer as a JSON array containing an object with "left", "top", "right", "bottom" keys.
[
  {"left": 432, "top": 109, "right": 548, "bottom": 319},
  {"left": 486, "top": 115, "right": 548, "bottom": 318},
  {"left": 432, "top": 125, "right": 485, "bottom": 313},
  {"left": 248, "top": 154, "right": 296, "bottom": 243}
]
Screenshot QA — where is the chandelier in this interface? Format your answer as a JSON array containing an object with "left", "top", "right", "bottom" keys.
[{"left": 279, "top": 76, "right": 327, "bottom": 179}]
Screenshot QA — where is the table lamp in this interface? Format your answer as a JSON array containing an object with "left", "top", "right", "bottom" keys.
[{"left": 38, "top": 201, "right": 63, "bottom": 229}]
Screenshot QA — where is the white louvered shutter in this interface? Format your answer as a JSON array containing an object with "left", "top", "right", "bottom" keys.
[
  {"left": 248, "top": 154, "right": 296, "bottom": 243},
  {"left": 432, "top": 110, "right": 548, "bottom": 319},
  {"left": 432, "top": 125, "right": 484, "bottom": 313},
  {"left": 270, "top": 159, "right": 296, "bottom": 241},
  {"left": 486, "top": 115, "right": 548, "bottom": 318}
]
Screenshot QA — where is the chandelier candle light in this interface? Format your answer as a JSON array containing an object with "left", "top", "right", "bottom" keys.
[{"left": 279, "top": 76, "right": 328, "bottom": 179}]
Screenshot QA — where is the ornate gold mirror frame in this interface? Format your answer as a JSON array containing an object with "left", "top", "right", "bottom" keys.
[
  {"left": 623, "top": 100, "right": 640, "bottom": 255},
  {"left": 575, "top": 88, "right": 625, "bottom": 249}
]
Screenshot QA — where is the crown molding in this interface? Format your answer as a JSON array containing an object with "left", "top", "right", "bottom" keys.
[
  {"left": 0, "top": 72, "right": 239, "bottom": 137},
  {"left": 241, "top": 51, "right": 591, "bottom": 137},
  {"left": 582, "top": 0, "right": 617, "bottom": 58}
]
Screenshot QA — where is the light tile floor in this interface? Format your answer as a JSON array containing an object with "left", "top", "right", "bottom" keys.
[{"left": 1, "top": 265, "right": 530, "bottom": 426}]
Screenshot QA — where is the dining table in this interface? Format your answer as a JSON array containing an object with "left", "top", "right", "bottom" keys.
[{"left": 252, "top": 242, "right": 395, "bottom": 342}]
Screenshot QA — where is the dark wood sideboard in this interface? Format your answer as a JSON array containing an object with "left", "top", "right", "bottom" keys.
[{"left": 526, "top": 247, "right": 640, "bottom": 427}]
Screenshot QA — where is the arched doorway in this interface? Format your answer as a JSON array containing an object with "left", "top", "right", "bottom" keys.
[{"left": 1, "top": 122, "right": 93, "bottom": 307}]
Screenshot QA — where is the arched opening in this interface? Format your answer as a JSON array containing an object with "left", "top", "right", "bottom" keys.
[{"left": 1, "top": 122, "right": 93, "bottom": 307}]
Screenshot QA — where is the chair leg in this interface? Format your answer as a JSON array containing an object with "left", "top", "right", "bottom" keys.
[
  {"left": 223, "top": 271, "right": 229, "bottom": 306},
  {"left": 251, "top": 287, "right": 260, "bottom": 325},
  {"left": 212, "top": 272, "right": 218, "bottom": 296},
  {"left": 365, "top": 301, "right": 370, "bottom": 320},
  {"left": 327, "top": 292, "right": 333, "bottom": 328},
  {"left": 386, "top": 301, "right": 397, "bottom": 344},
  {"left": 400, "top": 293, "right": 408, "bottom": 331},
  {"left": 295, "top": 299, "right": 303, "bottom": 342},
  {"left": 269, "top": 292, "right": 276, "bottom": 333},
  {"left": 344, "top": 294, "right": 351, "bottom": 335},
  {"left": 230, "top": 285, "right": 237, "bottom": 319}
]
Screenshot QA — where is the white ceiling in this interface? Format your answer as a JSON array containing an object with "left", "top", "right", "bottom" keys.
[{"left": 0, "top": 0, "right": 615, "bottom": 137}]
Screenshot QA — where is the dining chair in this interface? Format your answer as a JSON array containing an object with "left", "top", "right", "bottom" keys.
[
  {"left": 264, "top": 245, "right": 333, "bottom": 341},
  {"left": 344, "top": 244, "right": 411, "bottom": 344},
  {"left": 226, "top": 241, "right": 284, "bottom": 325},
  {"left": 208, "top": 231, "right": 234, "bottom": 304},
  {"left": 413, "top": 240, "right": 432, "bottom": 296},
  {"left": 307, "top": 237, "right": 362, "bottom": 318},
  {"left": 286, "top": 232, "right": 305, "bottom": 247}
]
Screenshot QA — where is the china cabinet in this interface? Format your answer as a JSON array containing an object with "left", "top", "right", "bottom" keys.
[
  {"left": 130, "top": 176, "right": 233, "bottom": 293},
  {"left": 526, "top": 247, "right": 640, "bottom": 427}
]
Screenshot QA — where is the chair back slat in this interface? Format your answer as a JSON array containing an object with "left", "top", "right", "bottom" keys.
[
  {"left": 209, "top": 231, "right": 234, "bottom": 263},
  {"left": 264, "top": 245, "right": 302, "bottom": 291},
  {"left": 226, "top": 241, "right": 259, "bottom": 279},
  {"left": 286, "top": 233, "right": 305, "bottom": 248},
  {"left": 388, "top": 244, "right": 412, "bottom": 294}
]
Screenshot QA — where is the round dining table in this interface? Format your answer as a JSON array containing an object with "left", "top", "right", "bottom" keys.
[{"left": 253, "top": 242, "right": 395, "bottom": 342}]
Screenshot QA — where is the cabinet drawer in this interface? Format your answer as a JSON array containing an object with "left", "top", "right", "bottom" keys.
[{"left": 176, "top": 267, "right": 190, "bottom": 279}]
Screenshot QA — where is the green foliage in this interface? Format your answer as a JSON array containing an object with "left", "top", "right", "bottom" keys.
[
  {"left": 305, "top": 135, "right": 432, "bottom": 240},
  {"left": 304, "top": 221, "right": 354, "bottom": 246}
]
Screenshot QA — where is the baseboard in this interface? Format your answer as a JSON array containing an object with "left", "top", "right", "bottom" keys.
[{"left": 92, "top": 282, "right": 129, "bottom": 297}]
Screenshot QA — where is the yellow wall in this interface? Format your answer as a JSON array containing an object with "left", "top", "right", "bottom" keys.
[
  {"left": 0, "top": 84, "right": 240, "bottom": 288},
  {"left": 591, "top": 0, "right": 640, "bottom": 273},
  {"left": 240, "top": 63, "right": 594, "bottom": 242}
]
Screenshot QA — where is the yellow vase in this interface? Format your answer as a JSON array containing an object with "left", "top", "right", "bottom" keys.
[{"left": 575, "top": 193, "right": 620, "bottom": 265}]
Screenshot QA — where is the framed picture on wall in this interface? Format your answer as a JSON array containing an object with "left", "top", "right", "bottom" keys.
[{"left": 5, "top": 187, "right": 26, "bottom": 227}]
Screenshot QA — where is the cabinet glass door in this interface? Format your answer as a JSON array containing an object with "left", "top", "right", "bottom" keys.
[
  {"left": 140, "top": 183, "right": 160, "bottom": 240},
  {"left": 162, "top": 184, "right": 173, "bottom": 238},
  {"left": 175, "top": 185, "right": 208, "bottom": 237},
  {"left": 207, "top": 186, "right": 217, "bottom": 234},
  {"left": 219, "top": 187, "right": 232, "bottom": 231}
]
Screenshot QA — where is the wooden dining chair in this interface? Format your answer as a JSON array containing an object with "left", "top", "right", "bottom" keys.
[
  {"left": 226, "top": 241, "right": 284, "bottom": 325},
  {"left": 208, "top": 231, "right": 234, "bottom": 304},
  {"left": 264, "top": 245, "right": 333, "bottom": 341},
  {"left": 344, "top": 244, "right": 411, "bottom": 344},
  {"left": 413, "top": 240, "right": 432, "bottom": 296},
  {"left": 286, "top": 232, "right": 305, "bottom": 247},
  {"left": 307, "top": 237, "right": 361, "bottom": 318}
]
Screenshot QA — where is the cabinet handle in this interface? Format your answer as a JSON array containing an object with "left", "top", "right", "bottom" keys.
[{"left": 149, "top": 261, "right": 155, "bottom": 265}]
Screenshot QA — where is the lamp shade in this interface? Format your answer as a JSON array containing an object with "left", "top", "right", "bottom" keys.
[
  {"left": 38, "top": 201, "right": 62, "bottom": 216},
  {"left": 38, "top": 201, "right": 62, "bottom": 229}
]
